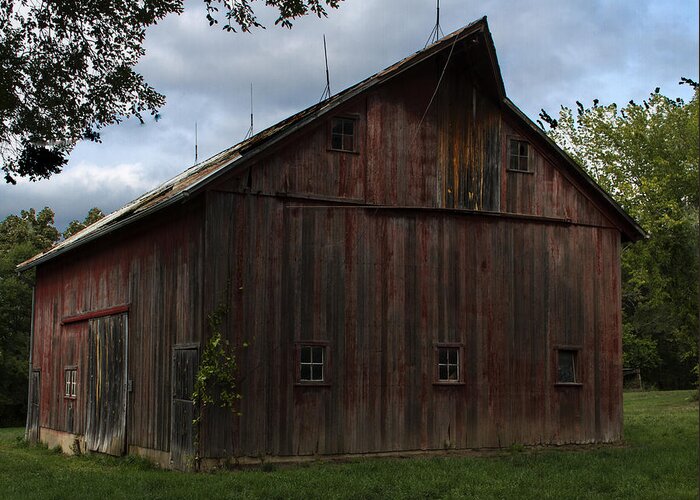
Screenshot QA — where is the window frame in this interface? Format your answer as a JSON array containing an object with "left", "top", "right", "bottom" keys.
[
  {"left": 64, "top": 366, "right": 78, "bottom": 399},
  {"left": 433, "top": 342, "right": 465, "bottom": 385},
  {"left": 328, "top": 115, "right": 359, "bottom": 154},
  {"left": 506, "top": 136, "right": 534, "bottom": 174},
  {"left": 294, "top": 341, "right": 331, "bottom": 386},
  {"left": 554, "top": 346, "right": 582, "bottom": 387}
]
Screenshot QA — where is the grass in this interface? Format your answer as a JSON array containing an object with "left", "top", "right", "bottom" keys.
[{"left": 0, "top": 391, "right": 696, "bottom": 499}]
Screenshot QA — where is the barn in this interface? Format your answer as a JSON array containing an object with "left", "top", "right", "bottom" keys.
[{"left": 19, "top": 18, "right": 645, "bottom": 469}]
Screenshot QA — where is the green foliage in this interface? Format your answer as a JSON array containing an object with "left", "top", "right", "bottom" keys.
[
  {"left": 62, "top": 207, "right": 105, "bottom": 239},
  {"left": 191, "top": 283, "right": 243, "bottom": 464},
  {"left": 0, "top": 1, "right": 179, "bottom": 183},
  {"left": 542, "top": 85, "right": 699, "bottom": 388},
  {"left": 0, "top": 207, "right": 59, "bottom": 425},
  {"left": 1, "top": 0, "right": 343, "bottom": 183},
  {"left": 192, "top": 332, "right": 242, "bottom": 415},
  {"left": 622, "top": 328, "right": 661, "bottom": 374},
  {"left": 203, "top": 0, "right": 342, "bottom": 32},
  {"left": 0, "top": 391, "right": 696, "bottom": 498},
  {"left": 0, "top": 207, "right": 102, "bottom": 425}
]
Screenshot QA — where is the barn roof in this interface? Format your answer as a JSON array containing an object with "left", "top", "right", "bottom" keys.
[{"left": 17, "top": 17, "right": 644, "bottom": 272}]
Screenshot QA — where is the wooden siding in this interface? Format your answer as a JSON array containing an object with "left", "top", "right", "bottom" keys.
[
  {"left": 201, "top": 193, "right": 622, "bottom": 458},
  {"left": 435, "top": 64, "right": 501, "bottom": 211},
  {"left": 31, "top": 201, "right": 205, "bottom": 454},
  {"left": 501, "top": 118, "right": 616, "bottom": 229},
  {"left": 232, "top": 102, "right": 366, "bottom": 202},
  {"left": 218, "top": 60, "right": 607, "bottom": 232},
  {"left": 28, "top": 47, "right": 628, "bottom": 463}
]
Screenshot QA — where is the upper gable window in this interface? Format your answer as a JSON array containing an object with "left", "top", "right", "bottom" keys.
[
  {"left": 508, "top": 138, "right": 531, "bottom": 172},
  {"left": 330, "top": 117, "right": 356, "bottom": 152}
]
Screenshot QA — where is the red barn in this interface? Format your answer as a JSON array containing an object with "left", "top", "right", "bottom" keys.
[{"left": 20, "top": 18, "right": 644, "bottom": 469}]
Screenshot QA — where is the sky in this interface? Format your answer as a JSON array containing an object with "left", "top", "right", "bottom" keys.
[{"left": 1, "top": 0, "right": 698, "bottom": 231}]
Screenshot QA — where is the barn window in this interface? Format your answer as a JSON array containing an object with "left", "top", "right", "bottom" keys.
[
  {"left": 295, "top": 342, "right": 330, "bottom": 385},
  {"left": 508, "top": 138, "right": 531, "bottom": 172},
  {"left": 330, "top": 117, "right": 356, "bottom": 152},
  {"left": 557, "top": 349, "right": 578, "bottom": 384},
  {"left": 64, "top": 367, "right": 77, "bottom": 398},
  {"left": 435, "top": 344, "right": 463, "bottom": 384}
]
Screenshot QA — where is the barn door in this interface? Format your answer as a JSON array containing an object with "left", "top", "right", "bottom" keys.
[
  {"left": 86, "top": 313, "right": 128, "bottom": 455},
  {"left": 26, "top": 370, "right": 40, "bottom": 444},
  {"left": 170, "top": 346, "right": 199, "bottom": 471}
]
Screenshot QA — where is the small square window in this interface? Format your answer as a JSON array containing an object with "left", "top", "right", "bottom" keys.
[
  {"left": 64, "top": 368, "right": 77, "bottom": 398},
  {"left": 330, "top": 117, "right": 356, "bottom": 152},
  {"left": 298, "top": 344, "right": 327, "bottom": 383},
  {"left": 557, "top": 350, "right": 577, "bottom": 383},
  {"left": 508, "top": 138, "right": 531, "bottom": 171},
  {"left": 436, "top": 345, "right": 461, "bottom": 383}
]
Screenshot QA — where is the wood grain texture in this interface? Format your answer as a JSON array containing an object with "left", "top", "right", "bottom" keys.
[
  {"left": 31, "top": 200, "right": 205, "bottom": 454},
  {"left": 28, "top": 52, "right": 628, "bottom": 462},
  {"left": 85, "top": 314, "right": 127, "bottom": 455},
  {"left": 198, "top": 193, "right": 622, "bottom": 458}
]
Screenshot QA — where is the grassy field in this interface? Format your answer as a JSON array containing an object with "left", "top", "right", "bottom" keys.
[{"left": 0, "top": 391, "right": 696, "bottom": 499}]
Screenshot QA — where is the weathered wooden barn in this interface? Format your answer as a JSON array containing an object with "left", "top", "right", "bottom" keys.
[{"left": 20, "top": 18, "right": 644, "bottom": 469}]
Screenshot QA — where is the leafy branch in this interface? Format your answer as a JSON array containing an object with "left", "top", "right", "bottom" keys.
[{"left": 191, "top": 281, "right": 243, "bottom": 466}]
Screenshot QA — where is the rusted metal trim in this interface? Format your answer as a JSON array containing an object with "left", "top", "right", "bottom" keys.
[
  {"left": 237, "top": 190, "right": 628, "bottom": 230},
  {"left": 273, "top": 192, "right": 367, "bottom": 205},
  {"left": 326, "top": 149, "right": 361, "bottom": 155},
  {"left": 247, "top": 191, "right": 621, "bottom": 231},
  {"left": 506, "top": 169, "right": 535, "bottom": 175},
  {"left": 553, "top": 344, "right": 582, "bottom": 351},
  {"left": 61, "top": 304, "right": 130, "bottom": 325},
  {"left": 286, "top": 202, "right": 575, "bottom": 226},
  {"left": 173, "top": 342, "right": 200, "bottom": 351}
]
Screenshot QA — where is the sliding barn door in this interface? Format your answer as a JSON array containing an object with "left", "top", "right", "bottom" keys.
[
  {"left": 170, "top": 346, "right": 198, "bottom": 471},
  {"left": 86, "top": 313, "right": 128, "bottom": 455}
]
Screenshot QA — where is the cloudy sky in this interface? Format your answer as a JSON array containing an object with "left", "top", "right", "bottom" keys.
[{"left": 2, "top": 0, "right": 698, "bottom": 230}]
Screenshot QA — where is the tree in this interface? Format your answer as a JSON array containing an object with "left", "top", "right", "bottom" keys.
[
  {"left": 0, "top": 207, "right": 101, "bottom": 425},
  {"left": 0, "top": 208, "right": 58, "bottom": 425},
  {"left": 0, "top": 0, "right": 342, "bottom": 184},
  {"left": 540, "top": 83, "right": 699, "bottom": 388},
  {"left": 63, "top": 207, "right": 105, "bottom": 239}
]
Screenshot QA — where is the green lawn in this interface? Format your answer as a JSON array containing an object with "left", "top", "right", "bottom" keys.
[{"left": 0, "top": 391, "right": 697, "bottom": 499}]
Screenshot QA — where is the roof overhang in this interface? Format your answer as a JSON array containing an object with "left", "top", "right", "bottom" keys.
[{"left": 17, "top": 16, "right": 644, "bottom": 271}]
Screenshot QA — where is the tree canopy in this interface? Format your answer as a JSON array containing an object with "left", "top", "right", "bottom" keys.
[
  {"left": 0, "top": 206, "right": 102, "bottom": 425},
  {"left": 540, "top": 83, "right": 699, "bottom": 388},
  {"left": 0, "top": 0, "right": 342, "bottom": 184},
  {"left": 62, "top": 207, "right": 105, "bottom": 239}
]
